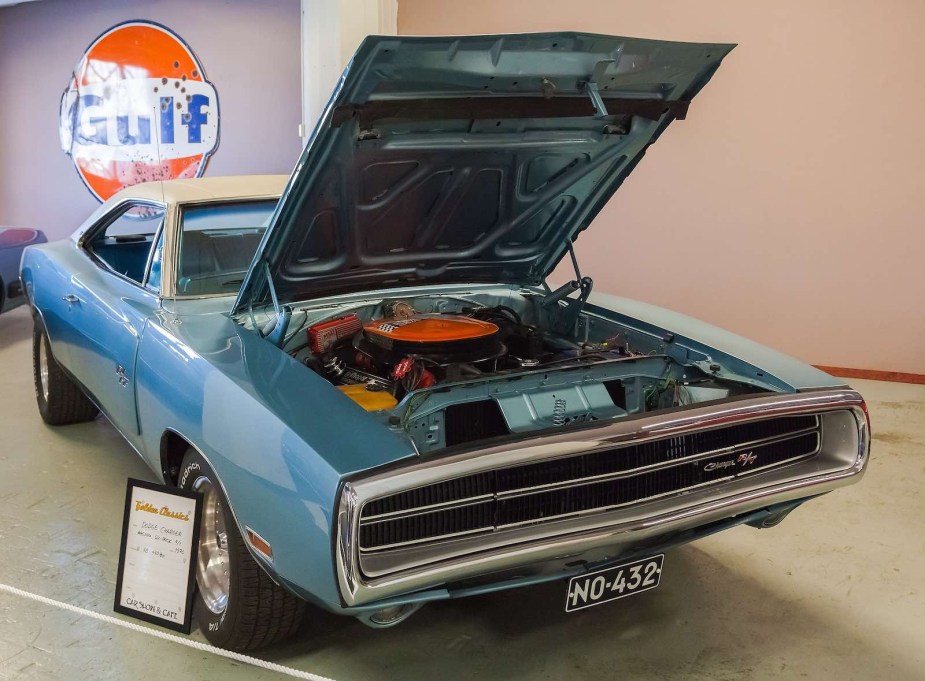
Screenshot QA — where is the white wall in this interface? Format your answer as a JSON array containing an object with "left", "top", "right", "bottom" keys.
[{"left": 300, "top": 0, "right": 397, "bottom": 139}]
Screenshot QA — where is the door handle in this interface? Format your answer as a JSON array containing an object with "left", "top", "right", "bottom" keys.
[{"left": 63, "top": 294, "right": 80, "bottom": 304}]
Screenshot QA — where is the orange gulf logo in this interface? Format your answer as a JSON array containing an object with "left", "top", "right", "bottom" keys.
[{"left": 59, "top": 21, "right": 219, "bottom": 202}]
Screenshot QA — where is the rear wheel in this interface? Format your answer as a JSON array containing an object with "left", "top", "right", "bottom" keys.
[
  {"left": 32, "top": 321, "right": 99, "bottom": 425},
  {"left": 178, "top": 448, "right": 306, "bottom": 650}
]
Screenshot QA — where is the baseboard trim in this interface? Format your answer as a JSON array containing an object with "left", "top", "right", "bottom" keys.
[{"left": 813, "top": 365, "right": 925, "bottom": 385}]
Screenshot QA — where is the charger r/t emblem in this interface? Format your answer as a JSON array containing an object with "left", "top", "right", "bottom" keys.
[{"left": 737, "top": 451, "right": 757, "bottom": 466}]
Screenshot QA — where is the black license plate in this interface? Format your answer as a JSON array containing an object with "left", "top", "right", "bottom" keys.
[{"left": 565, "top": 554, "right": 664, "bottom": 612}]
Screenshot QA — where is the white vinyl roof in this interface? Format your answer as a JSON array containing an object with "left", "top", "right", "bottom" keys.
[
  {"left": 109, "top": 175, "right": 288, "bottom": 206},
  {"left": 71, "top": 175, "right": 288, "bottom": 243}
]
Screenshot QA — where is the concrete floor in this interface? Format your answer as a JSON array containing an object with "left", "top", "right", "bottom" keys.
[{"left": 0, "top": 303, "right": 923, "bottom": 681}]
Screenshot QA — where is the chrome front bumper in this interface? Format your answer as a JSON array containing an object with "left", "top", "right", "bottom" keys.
[{"left": 336, "top": 389, "right": 869, "bottom": 607}]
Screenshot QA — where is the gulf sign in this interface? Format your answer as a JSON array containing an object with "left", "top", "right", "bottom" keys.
[{"left": 59, "top": 21, "right": 219, "bottom": 202}]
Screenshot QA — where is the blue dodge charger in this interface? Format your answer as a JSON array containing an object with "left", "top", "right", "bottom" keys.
[{"left": 20, "top": 32, "right": 869, "bottom": 651}]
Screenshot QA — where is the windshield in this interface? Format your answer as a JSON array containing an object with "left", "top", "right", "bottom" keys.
[{"left": 177, "top": 200, "right": 277, "bottom": 296}]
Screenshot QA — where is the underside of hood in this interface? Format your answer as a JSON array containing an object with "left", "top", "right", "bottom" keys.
[{"left": 234, "top": 32, "right": 734, "bottom": 313}]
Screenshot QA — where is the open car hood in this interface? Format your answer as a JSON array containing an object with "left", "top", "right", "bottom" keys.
[{"left": 233, "top": 32, "right": 734, "bottom": 313}]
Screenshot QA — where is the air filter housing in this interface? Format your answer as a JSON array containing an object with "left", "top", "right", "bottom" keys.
[{"left": 355, "top": 314, "right": 505, "bottom": 365}]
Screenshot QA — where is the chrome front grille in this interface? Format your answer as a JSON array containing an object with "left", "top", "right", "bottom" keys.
[{"left": 359, "top": 414, "right": 821, "bottom": 553}]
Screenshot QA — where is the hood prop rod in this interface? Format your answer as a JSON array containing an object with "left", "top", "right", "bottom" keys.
[
  {"left": 542, "top": 241, "right": 593, "bottom": 335},
  {"left": 261, "top": 260, "right": 292, "bottom": 347}
]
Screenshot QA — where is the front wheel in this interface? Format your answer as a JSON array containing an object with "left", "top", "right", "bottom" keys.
[
  {"left": 178, "top": 448, "right": 306, "bottom": 650},
  {"left": 32, "top": 321, "right": 99, "bottom": 425}
]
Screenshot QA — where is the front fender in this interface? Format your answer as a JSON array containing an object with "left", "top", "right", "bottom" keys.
[
  {"left": 585, "top": 292, "right": 845, "bottom": 392},
  {"left": 135, "top": 310, "right": 416, "bottom": 610}
]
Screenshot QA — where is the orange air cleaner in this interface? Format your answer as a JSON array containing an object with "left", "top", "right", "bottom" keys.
[
  {"left": 356, "top": 314, "right": 505, "bottom": 365},
  {"left": 365, "top": 315, "right": 498, "bottom": 343}
]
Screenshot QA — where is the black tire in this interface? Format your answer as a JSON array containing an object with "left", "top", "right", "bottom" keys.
[
  {"left": 33, "top": 321, "right": 99, "bottom": 425},
  {"left": 178, "top": 448, "right": 306, "bottom": 650}
]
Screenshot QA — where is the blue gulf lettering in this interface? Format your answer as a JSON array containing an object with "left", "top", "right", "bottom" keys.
[
  {"left": 159, "top": 97, "right": 174, "bottom": 144},
  {"left": 183, "top": 95, "right": 209, "bottom": 143},
  {"left": 116, "top": 115, "right": 151, "bottom": 145},
  {"left": 137, "top": 115, "right": 151, "bottom": 144},
  {"left": 116, "top": 116, "right": 130, "bottom": 144},
  {"left": 80, "top": 95, "right": 107, "bottom": 144}
]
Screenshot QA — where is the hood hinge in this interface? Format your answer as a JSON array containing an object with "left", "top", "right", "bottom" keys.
[{"left": 584, "top": 59, "right": 617, "bottom": 118}]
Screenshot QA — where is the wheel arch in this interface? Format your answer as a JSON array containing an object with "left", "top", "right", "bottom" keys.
[
  {"left": 160, "top": 428, "right": 190, "bottom": 485},
  {"left": 30, "top": 303, "right": 47, "bottom": 334},
  {"left": 158, "top": 428, "right": 286, "bottom": 586}
]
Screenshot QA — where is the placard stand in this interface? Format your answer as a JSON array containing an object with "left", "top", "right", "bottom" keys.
[{"left": 114, "top": 478, "right": 202, "bottom": 633}]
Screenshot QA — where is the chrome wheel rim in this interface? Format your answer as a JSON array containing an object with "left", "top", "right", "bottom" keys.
[
  {"left": 192, "top": 476, "right": 230, "bottom": 614},
  {"left": 38, "top": 336, "right": 50, "bottom": 402}
]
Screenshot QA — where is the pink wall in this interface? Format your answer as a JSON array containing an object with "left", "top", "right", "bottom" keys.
[
  {"left": 398, "top": 0, "right": 925, "bottom": 374},
  {"left": 0, "top": 0, "right": 301, "bottom": 242}
]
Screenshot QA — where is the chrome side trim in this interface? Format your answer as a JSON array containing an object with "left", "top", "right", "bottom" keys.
[
  {"left": 159, "top": 201, "right": 180, "bottom": 299},
  {"left": 336, "top": 390, "right": 869, "bottom": 606}
]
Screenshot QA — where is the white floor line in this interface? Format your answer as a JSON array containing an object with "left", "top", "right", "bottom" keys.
[{"left": 0, "top": 582, "right": 337, "bottom": 681}]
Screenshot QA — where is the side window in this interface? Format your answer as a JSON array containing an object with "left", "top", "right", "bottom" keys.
[
  {"left": 177, "top": 200, "right": 276, "bottom": 295},
  {"left": 85, "top": 203, "right": 166, "bottom": 285}
]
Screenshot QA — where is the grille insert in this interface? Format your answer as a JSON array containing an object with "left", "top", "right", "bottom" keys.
[{"left": 359, "top": 414, "right": 821, "bottom": 552}]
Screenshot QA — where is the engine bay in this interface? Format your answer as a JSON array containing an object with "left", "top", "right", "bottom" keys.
[{"left": 283, "top": 289, "right": 769, "bottom": 453}]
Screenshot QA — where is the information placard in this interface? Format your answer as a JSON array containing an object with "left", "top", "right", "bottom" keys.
[{"left": 114, "top": 478, "right": 202, "bottom": 633}]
